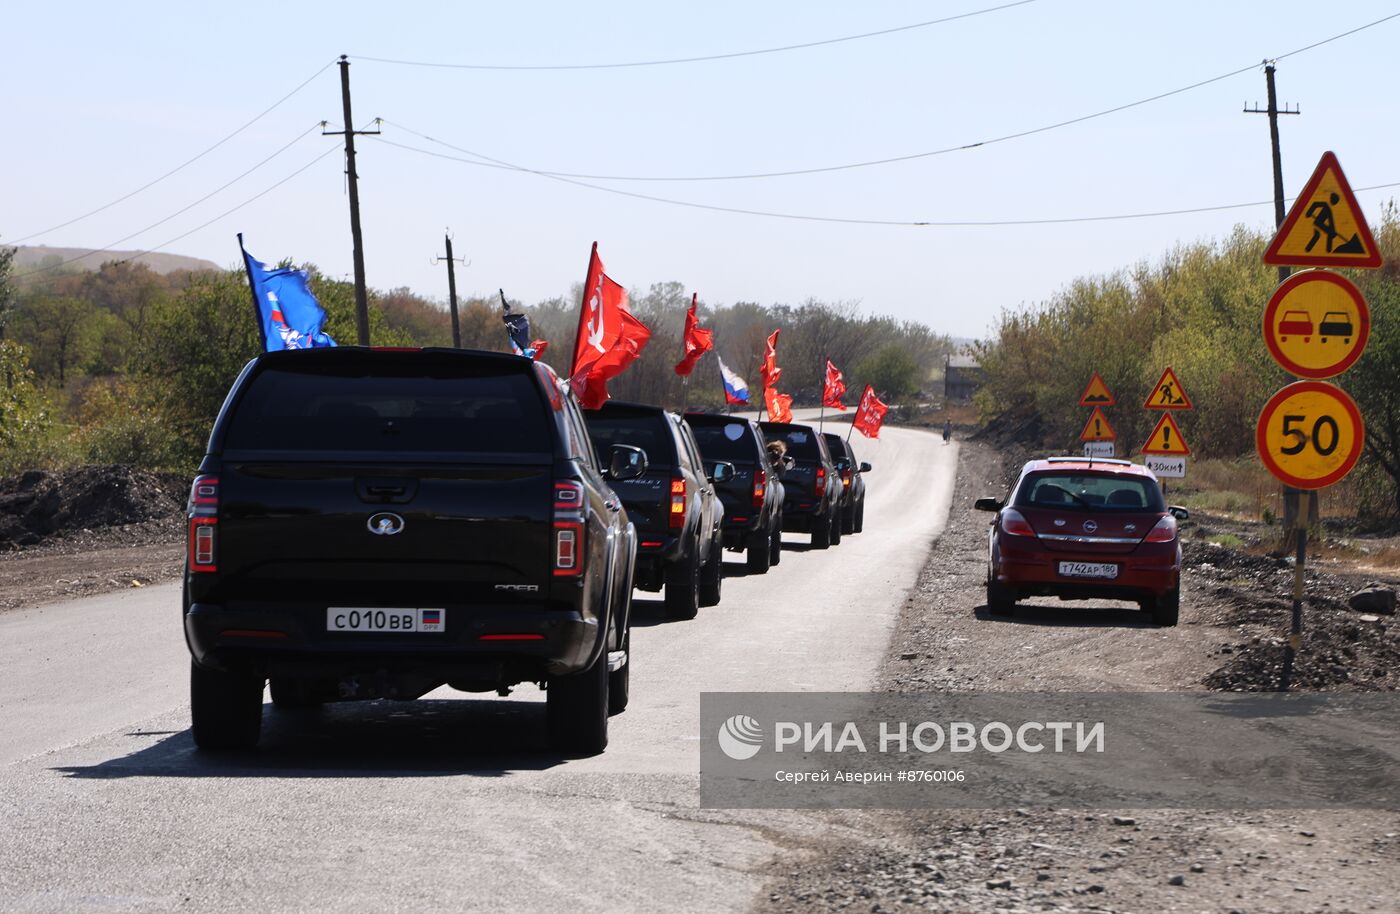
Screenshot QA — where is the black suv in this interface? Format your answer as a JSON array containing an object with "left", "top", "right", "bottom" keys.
[
  {"left": 584, "top": 402, "right": 729, "bottom": 619},
  {"left": 760, "top": 421, "right": 843, "bottom": 549},
  {"left": 183, "top": 348, "right": 642, "bottom": 756},
  {"left": 684, "top": 412, "right": 784, "bottom": 573},
  {"left": 823, "top": 432, "right": 871, "bottom": 535}
]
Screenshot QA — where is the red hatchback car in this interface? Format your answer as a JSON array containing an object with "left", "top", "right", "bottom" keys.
[{"left": 975, "top": 457, "right": 1188, "bottom": 625}]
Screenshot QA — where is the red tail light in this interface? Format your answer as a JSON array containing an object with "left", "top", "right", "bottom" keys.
[
  {"left": 553, "top": 481, "right": 585, "bottom": 577},
  {"left": 814, "top": 466, "right": 827, "bottom": 498},
  {"left": 752, "top": 467, "right": 767, "bottom": 508},
  {"left": 999, "top": 508, "right": 1037, "bottom": 538},
  {"left": 187, "top": 475, "right": 219, "bottom": 573},
  {"left": 669, "top": 477, "right": 687, "bottom": 529},
  {"left": 1143, "top": 515, "right": 1178, "bottom": 543}
]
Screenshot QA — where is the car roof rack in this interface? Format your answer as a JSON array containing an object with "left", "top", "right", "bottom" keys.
[{"left": 1044, "top": 456, "right": 1133, "bottom": 466}]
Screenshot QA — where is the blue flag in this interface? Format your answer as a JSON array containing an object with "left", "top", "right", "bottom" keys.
[
  {"left": 500, "top": 289, "right": 543, "bottom": 358},
  {"left": 239, "top": 234, "right": 336, "bottom": 351}
]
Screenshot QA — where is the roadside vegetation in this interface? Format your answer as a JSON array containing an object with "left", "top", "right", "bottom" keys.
[{"left": 0, "top": 255, "right": 953, "bottom": 475}]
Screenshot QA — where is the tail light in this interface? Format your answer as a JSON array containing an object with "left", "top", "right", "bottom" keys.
[
  {"left": 752, "top": 467, "right": 767, "bottom": 508},
  {"left": 187, "top": 475, "right": 219, "bottom": 573},
  {"left": 999, "top": 508, "right": 1037, "bottom": 538},
  {"left": 669, "top": 477, "right": 687, "bottom": 529},
  {"left": 841, "top": 467, "right": 853, "bottom": 490},
  {"left": 1143, "top": 515, "right": 1178, "bottom": 543},
  {"left": 814, "top": 466, "right": 827, "bottom": 498},
  {"left": 553, "top": 481, "right": 585, "bottom": 577}
]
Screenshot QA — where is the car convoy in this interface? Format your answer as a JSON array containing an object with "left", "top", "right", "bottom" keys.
[{"left": 181, "top": 347, "right": 873, "bottom": 756}]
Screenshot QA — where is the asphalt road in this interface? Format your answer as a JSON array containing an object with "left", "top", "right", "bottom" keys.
[{"left": 0, "top": 419, "right": 958, "bottom": 914}]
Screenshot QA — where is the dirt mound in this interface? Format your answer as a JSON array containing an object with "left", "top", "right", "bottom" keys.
[
  {"left": 0, "top": 466, "right": 189, "bottom": 550},
  {"left": 972, "top": 408, "right": 1043, "bottom": 448}
]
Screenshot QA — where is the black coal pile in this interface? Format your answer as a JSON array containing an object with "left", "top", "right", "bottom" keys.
[{"left": 0, "top": 465, "right": 189, "bottom": 550}]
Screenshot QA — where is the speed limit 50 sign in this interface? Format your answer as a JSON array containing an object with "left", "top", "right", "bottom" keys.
[{"left": 1255, "top": 381, "right": 1364, "bottom": 489}]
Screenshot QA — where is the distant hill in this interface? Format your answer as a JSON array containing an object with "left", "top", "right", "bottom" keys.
[{"left": 9, "top": 245, "right": 221, "bottom": 277}]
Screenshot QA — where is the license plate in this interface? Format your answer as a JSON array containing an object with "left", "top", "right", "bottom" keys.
[
  {"left": 1057, "top": 561, "right": 1119, "bottom": 580},
  {"left": 327, "top": 608, "right": 446, "bottom": 633}
]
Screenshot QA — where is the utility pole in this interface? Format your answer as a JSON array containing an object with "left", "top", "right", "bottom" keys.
[
  {"left": 324, "top": 55, "right": 381, "bottom": 345},
  {"left": 1245, "top": 61, "right": 1300, "bottom": 283},
  {"left": 433, "top": 232, "right": 466, "bottom": 348}
]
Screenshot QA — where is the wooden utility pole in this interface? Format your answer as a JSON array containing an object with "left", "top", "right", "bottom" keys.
[
  {"left": 1245, "top": 61, "right": 1300, "bottom": 283},
  {"left": 434, "top": 233, "right": 466, "bottom": 348},
  {"left": 325, "top": 55, "right": 380, "bottom": 345}
]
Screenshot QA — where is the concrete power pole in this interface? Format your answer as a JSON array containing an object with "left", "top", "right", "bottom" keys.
[
  {"left": 1245, "top": 61, "right": 1300, "bottom": 284},
  {"left": 324, "top": 55, "right": 381, "bottom": 345},
  {"left": 434, "top": 233, "right": 467, "bottom": 348}
]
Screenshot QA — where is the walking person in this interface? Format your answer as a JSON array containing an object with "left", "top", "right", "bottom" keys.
[{"left": 942, "top": 418, "right": 952, "bottom": 444}]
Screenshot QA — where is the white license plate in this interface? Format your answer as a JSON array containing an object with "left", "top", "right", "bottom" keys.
[
  {"left": 1057, "top": 561, "right": 1119, "bottom": 580},
  {"left": 326, "top": 608, "right": 446, "bottom": 633}
]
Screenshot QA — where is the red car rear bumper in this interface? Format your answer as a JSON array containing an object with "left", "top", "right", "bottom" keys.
[{"left": 993, "top": 536, "right": 1180, "bottom": 600}]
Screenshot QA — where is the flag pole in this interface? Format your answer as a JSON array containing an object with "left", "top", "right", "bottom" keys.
[
  {"left": 237, "top": 233, "right": 269, "bottom": 351},
  {"left": 819, "top": 355, "right": 826, "bottom": 432},
  {"left": 570, "top": 242, "right": 598, "bottom": 378}
]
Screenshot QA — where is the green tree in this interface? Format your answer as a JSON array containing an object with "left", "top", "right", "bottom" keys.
[
  {"left": 0, "top": 340, "right": 50, "bottom": 457},
  {"left": 16, "top": 296, "right": 99, "bottom": 386},
  {"left": 857, "top": 344, "right": 919, "bottom": 400},
  {"left": 0, "top": 246, "right": 15, "bottom": 340}
]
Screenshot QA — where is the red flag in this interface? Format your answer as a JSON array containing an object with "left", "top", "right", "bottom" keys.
[
  {"left": 822, "top": 359, "right": 847, "bottom": 411},
  {"left": 760, "top": 329, "right": 781, "bottom": 389},
  {"left": 529, "top": 340, "right": 549, "bottom": 360},
  {"left": 852, "top": 384, "right": 889, "bottom": 439},
  {"left": 673, "top": 292, "right": 714, "bottom": 376},
  {"left": 764, "top": 386, "right": 793, "bottom": 424},
  {"left": 570, "top": 243, "right": 651, "bottom": 409}
]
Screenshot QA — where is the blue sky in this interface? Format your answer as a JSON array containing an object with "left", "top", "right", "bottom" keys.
[{"left": 6, "top": 1, "right": 1400, "bottom": 338}]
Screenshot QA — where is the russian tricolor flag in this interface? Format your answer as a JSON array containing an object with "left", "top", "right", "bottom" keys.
[{"left": 718, "top": 357, "right": 750, "bottom": 405}]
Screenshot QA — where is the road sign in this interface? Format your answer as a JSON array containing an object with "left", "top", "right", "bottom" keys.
[
  {"left": 1140, "top": 413, "right": 1191, "bottom": 455},
  {"left": 1078, "top": 372, "right": 1116, "bottom": 406},
  {"left": 1263, "top": 151, "right": 1382, "bottom": 269},
  {"left": 1144, "top": 455, "right": 1187, "bottom": 478},
  {"left": 1083, "top": 441, "right": 1115, "bottom": 458},
  {"left": 1144, "top": 366, "right": 1192, "bottom": 409},
  {"left": 1079, "top": 407, "right": 1116, "bottom": 442},
  {"left": 1255, "top": 381, "right": 1364, "bottom": 489},
  {"left": 1262, "top": 270, "right": 1370, "bottom": 379}
]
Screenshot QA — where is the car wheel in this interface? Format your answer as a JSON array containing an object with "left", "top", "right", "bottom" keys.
[
  {"left": 269, "top": 677, "right": 321, "bottom": 710},
  {"left": 812, "top": 510, "right": 833, "bottom": 549},
  {"left": 608, "top": 624, "right": 630, "bottom": 715},
  {"left": 769, "top": 521, "right": 783, "bottom": 566},
  {"left": 841, "top": 506, "right": 855, "bottom": 536},
  {"left": 1151, "top": 588, "right": 1180, "bottom": 627},
  {"left": 664, "top": 548, "right": 700, "bottom": 619},
  {"left": 700, "top": 543, "right": 724, "bottom": 606},
  {"left": 987, "top": 578, "right": 1015, "bottom": 616},
  {"left": 191, "top": 662, "right": 264, "bottom": 751},
  {"left": 830, "top": 507, "right": 843, "bottom": 545},
  {"left": 548, "top": 647, "right": 609, "bottom": 756},
  {"left": 853, "top": 500, "right": 865, "bottom": 534},
  {"left": 746, "top": 526, "right": 772, "bottom": 574}
]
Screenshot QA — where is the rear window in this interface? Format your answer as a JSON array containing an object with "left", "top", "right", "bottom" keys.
[
  {"left": 584, "top": 412, "right": 678, "bottom": 467},
  {"left": 1015, "top": 473, "right": 1164, "bottom": 511},
  {"left": 223, "top": 361, "right": 551, "bottom": 453},
  {"left": 762, "top": 425, "right": 823, "bottom": 460},
  {"left": 687, "top": 420, "right": 761, "bottom": 463}
]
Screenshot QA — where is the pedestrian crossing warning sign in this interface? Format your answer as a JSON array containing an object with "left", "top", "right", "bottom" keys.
[
  {"left": 1078, "top": 372, "right": 1116, "bottom": 407},
  {"left": 1144, "top": 366, "right": 1192, "bottom": 410},
  {"left": 1141, "top": 413, "right": 1191, "bottom": 455},
  {"left": 1079, "top": 407, "right": 1117, "bottom": 442},
  {"left": 1264, "top": 151, "right": 1382, "bottom": 269}
]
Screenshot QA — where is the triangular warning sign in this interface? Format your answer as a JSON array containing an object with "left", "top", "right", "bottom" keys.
[
  {"left": 1264, "top": 151, "right": 1382, "bottom": 269},
  {"left": 1078, "top": 372, "right": 1116, "bottom": 407},
  {"left": 1079, "top": 407, "right": 1117, "bottom": 442},
  {"left": 1144, "top": 366, "right": 1192, "bottom": 410},
  {"left": 1140, "top": 413, "right": 1191, "bottom": 455}
]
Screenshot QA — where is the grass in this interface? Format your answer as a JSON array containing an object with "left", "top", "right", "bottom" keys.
[{"left": 1207, "top": 533, "right": 1245, "bottom": 548}]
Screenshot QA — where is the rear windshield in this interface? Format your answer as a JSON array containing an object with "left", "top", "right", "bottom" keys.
[
  {"left": 584, "top": 413, "right": 678, "bottom": 467},
  {"left": 223, "top": 361, "right": 551, "bottom": 453},
  {"left": 1015, "top": 473, "right": 1164, "bottom": 511},
  {"left": 687, "top": 420, "right": 761, "bottom": 463},
  {"left": 823, "top": 435, "right": 851, "bottom": 463},
  {"left": 762, "top": 425, "right": 824, "bottom": 461}
]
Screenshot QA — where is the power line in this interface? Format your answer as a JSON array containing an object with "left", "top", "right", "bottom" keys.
[
  {"left": 350, "top": 1, "right": 1038, "bottom": 71},
  {"left": 383, "top": 12, "right": 1400, "bottom": 183},
  {"left": 5, "top": 59, "right": 337, "bottom": 245},
  {"left": 14, "top": 126, "right": 330, "bottom": 279},
  {"left": 370, "top": 133, "right": 1400, "bottom": 227}
]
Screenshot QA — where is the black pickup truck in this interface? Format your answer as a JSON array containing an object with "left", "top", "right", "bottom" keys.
[
  {"left": 182, "top": 348, "right": 641, "bottom": 756},
  {"left": 684, "top": 412, "right": 784, "bottom": 572},
  {"left": 823, "top": 432, "right": 871, "bottom": 535},
  {"left": 760, "top": 421, "right": 843, "bottom": 549}
]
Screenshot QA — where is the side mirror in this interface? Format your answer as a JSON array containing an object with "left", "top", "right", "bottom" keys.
[
  {"left": 859, "top": 462, "right": 872, "bottom": 473},
  {"left": 607, "top": 444, "right": 647, "bottom": 481},
  {"left": 974, "top": 497, "right": 1003, "bottom": 513},
  {"left": 708, "top": 461, "right": 736, "bottom": 484},
  {"left": 1168, "top": 505, "right": 1190, "bottom": 521}
]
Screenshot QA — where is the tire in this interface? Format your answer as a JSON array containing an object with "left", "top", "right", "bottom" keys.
[
  {"left": 853, "top": 500, "right": 865, "bottom": 534},
  {"left": 700, "top": 543, "right": 723, "bottom": 606},
  {"left": 608, "top": 625, "right": 630, "bottom": 715},
  {"left": 812, "top": 509, "right": 833, "bottom": 550},
  {"left": 548, "top": 647, "right": 609, "bottom": 756},
  {"left": 841, "top": 505, "right": 856, "bottom": 536},
  {"left": 769, "top": 522, "right": 783, "bottom": 566},
  {"left": 269, "top": 677, "right": 321, "bottom": 710},
  {"left": 830, "top": 507, "right": 843, "bottom": 545},
  {"left": 664, "top": 548, "right": 700, "bottom": 619},
  {"left": 987, "top": 578, "right": 1015, "bottom": 616},
  {"left": 1151, "top": 588, "right": 1180, "bottom": 627},
  {"left": 746, "top": 526, "right": 772, "bottom": 574},
  {"left": 191, "top": 662, "right": 264, "bottom": 751}
]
